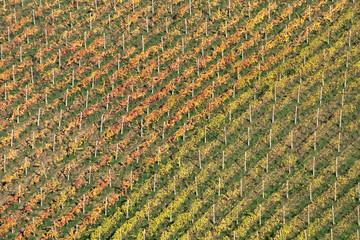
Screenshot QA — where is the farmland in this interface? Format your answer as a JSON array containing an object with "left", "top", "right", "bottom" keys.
[{"left": 0, "top": 0, "right": 359, "bottom": 239}]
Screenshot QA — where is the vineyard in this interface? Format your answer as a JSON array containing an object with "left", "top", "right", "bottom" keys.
[{"left": 0, "top": 0, "right": 359, "bottom": 239}]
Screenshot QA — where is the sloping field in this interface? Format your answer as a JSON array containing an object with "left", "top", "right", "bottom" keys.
[{"left": 0, "top": 0, "right": 359, "bottom": 239}]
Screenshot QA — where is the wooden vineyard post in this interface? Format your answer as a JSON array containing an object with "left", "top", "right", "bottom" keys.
[
  {"left": 308, "top": 205, "right": 310, "bottom": 225},
  {"left": 335, "top": 157, "right": 338, "bottom": 178},
  {"left": 269, "top": 129, "right": 272, "bottom": 149},
  {"left": 197, "top": 59, "right": 200, "bottom": 76},
  {"left": 127, "top": 199, "right": 129, "bottom": 217},
  {"left": 218, "top": 177, "right": 221, "bottom": 196},
  {"left": 121, "top": 33, "right": 125, "bottom": 51},
  {"left": 199, "top": 150, "right": 201, "bottom": 169},
  {"left": 10, "top": 129, "right": 13, "bottom": 147},
  {"left": 109, "top": 170, "right": 112, "bottom": 187},
  {"left": 204, "top": 125, "right": 207, "bottom": 143},
  {"left": 45, "top": 29, "right": 48, "bottom": 46},
  {"left": 83, "top": 31, "right": 86, "bottom": 49},
  {"left": 339, "top": 110, "right": 342, "bottom": 128},
  {"left": 142, "top": 35, "right": 144, "bottom": 52},
  {"left": 117, "top": 55, "right": 120, "bottom": 70},
  {"left": 121, "top": 117, "right": 124, "bottom": 134},
  {"left": 236, "top": 205, "right": 239, "bottom": 224},
  {"left": 222, "top": 151, "right": 225, "bottom": 169},
  {"left": 65, "top": 89, "right": 69, "bottom": 106},
  {"left": 25, "top": 157, "right": 28, "bottom": 175},
  {"left": 259, "top": 204, "right": 262, "bottom": 226},
  {"left": 83, "top": 194, "right": 85, "bottom": 213},
  {"left": 262, "top": 179, "right": 265, "bottom": 198},
  {"left": 286, "top": 180, "right": 289, "bottom": 199},
  {"left": 331, "top": 228, "right": 333, "bottom": 240},
  {"left": 89, "top": 166, "right": 92, "bottom": 184},
  {"left": 7, "top": 26, "right": 10, "bottom": 42},
  {"left": 185, "top": 18, "right": 188, "bottom": 35},
  {"left": 349, "top": 29, "right": 351, "bottom": 47},
  {"left": 162, "top": 121, "right": 165, "bottom": 139},
  {"left": 65, "top": 31, "right": 68, "bottom": 46},
  {"left": 42, "top": 161, "right": 47, "bottom": 178},
  {"left": 67, "top": 164, "right": 70, "bottom": 181},
  {"left": 249, "top": 104, "right": 252, "bottom": 123},
  {"left": 30, "top": 66, "right": 34, "bottom": 84},
  {"left": 213, "top": 204, "right": 215, "bottom": 224},
  {"left": 100, "top": 114, "right": 104, "bottom": 132},
  {"left": 115, "top": 143, "right": 119, "bottom": 160},
  {"left": 147, "top": 201, "right": 150, "bottom": 221},
  {"left": 282, "top": 205, "right": 286, "bottom": 224},
  {"left": 316, "top": 108, "right": 319, "bottom": 127},
  {"left": 233, "top": 83, "right": 236, "bottom": 98}
]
